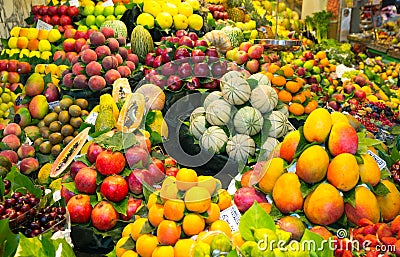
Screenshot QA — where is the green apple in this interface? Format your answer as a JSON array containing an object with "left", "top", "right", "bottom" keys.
[
  {"left": 312, "top": 66, "right": 321, "bottom": 74},
  {"left": 90, "top": 25, "right": 99, "bottom": 30},
  {"left": 86, "top": 15, "right": 96, "bottom": 26},
  {"left": 293, "top": 59, "right": 303, "bottom": 67},
  {"left": 114, "top": 5, "right": 127, "bottom": 16},
  {"left": 105, "top": 15, "right": 116, "bottom": 21},
  {"left": 303, "top": 60, "right": 314, "bottom": 71},
  {"left": 77, "top": 25, "right": 88, "bottom": 31},
  {"left": 103, "top": 6, "right": 114, "bottom": 17},
  {"left": 83, "top": 5, "right": 95, "bottom": 16},
  {"left": 95, "top": 15, "right": 106, "bottom": 27},
  {"left": 94, "top": 5, "right": 104, "bottom": 16}
]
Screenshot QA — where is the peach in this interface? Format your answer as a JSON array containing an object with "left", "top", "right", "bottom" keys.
[
  {"left": 88, "top": 75, "right": 106, "bottom": 91},
  {"left": 118, "top": 47, "right": 128, "bottom": 60},
  {"left": 102, "top": 56, "right": 118, "bottom": 71},
  {"left": 4, "top": 123, "right": 22, "bottom": 136},
  {"left": 89, "top": 31, "right": 105, "bottom": 46},
  {"left": 100, "top": 27, "right": 114, "bottom": 38},
  {"left": 19, "top": 157, "right": 39, "bottom": 175},
  {"left": 345, "top": 186, "right": 380, "bottom": 225},
  {"left": 17, "top": 144, "right": 35, "bottom": 159},
  {"left": 117, "top": 36, "right": 126, "bottom": 46},
  {"left": 86, "top": 61, "right": 102, "bottom": 76},
  {"left": 73, "top": 74, "right": 88, "bottom": 89},
  {"left": 105, "top": 69, "right": 121, "bottom": 85},
  {"left": 81, "top": 49, "right": 97, "bottom": 64},
  {"left": 0, "top": 150, "right": 18, "bottom": 164},
  {"left": 74, "top": 38, "right": 87, "bottom": 52},
  {"left": 62, "top": 38, "right": 76, "bottom": 52},
  {"left": 127, "top": 53, "right": 139, "bottom": 65},
  {"left": 126, "top": 61, "right": 136, "bottom": 71},
  {"left": 27, "top": 38, "right": 39, "bottom": 51},
  {"left": 2, "top": 134, "right": 21, "bottom": 150},
  {"left": 95, "top": 45, "right": 111, "bottom": 59},
  {"left": 328, "top": 121, "right": 358, "bottom": 156},
  {"left": 66, "top": 52, "right": 78, "bottom": 62},
  {"left": 72, "top": 62, "right": 85, "bottom": 75},
  {"left": 63, "top": 73, "right": 74, "bottom": 88},
  {"left": 53, "top": 50, "right": 66, "bottom": 62},
  {"left": 107, "top": 38, "right": 119, "bottom": 52},
  {"left": 17, "top": 37, "right": 29, "bottom": 49},
  {"left": 117, "top": 66, "right": 131, "bottom": 78},
  {"left": 8, "top": 72, "right": 20, "bottom": 84},
  {"left": 71, "top": 55, "right": 80, "bottom": 66},
  {"left": 309, "top": 226, "right": 333, "bottom": 240}
]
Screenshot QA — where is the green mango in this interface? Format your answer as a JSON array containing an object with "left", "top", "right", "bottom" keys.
[
  {"left": 276, "top": 229, "right": 291, "bottom": 245},
  {"left": 210, "top": 233, "right": 232, "bottom": 255},
  {"left": 273, "top": 248, "right": 288, "bottom": 257},
  {"left": 239, "top": 241, "right": 258, "bottom": 257},
  {"left": 194, "top": 241, "right": 211, "bottom": 257},
  {"left": 253, "top": 228, "right": 278, "bottom": 249},
  {"left": 286, "top": 242, "right": 310, "bottom": 257},
  {"left": 251, "top": 246, "right": 274, "bottom": 257}
]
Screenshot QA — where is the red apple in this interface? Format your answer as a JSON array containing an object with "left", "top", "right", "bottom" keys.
[
  {"left": 235, "top": 50, "right": 248, "bottom": 65},
  {"left": 248, "top": 44, "right": 264, "bottom": 59},
  {"left": 95, "top": 150, "right": 126, "bottom": 176},
  {"left": 0, "top": 60, "right": 8, "bottom": 71},
  {"left": 193, "top": 63, "right": 210, "bottom": 77},
  {"left": 246, "top": 59, "right": 260, "bottom": 74},
  {"left": 167, "top": 75, "right": 183, "bottom": 91},
  {"left": 178, "top": 62, "right": 192, "bottom": 78},
  {"left": 67, "top": 6, "right": 79, "bottom": 17},
  {"left": 178, "top": 36, "right": 193, "bottom": 48},
  {"left": 354, "top": 89, "right": 366, "bottom": 102},
  {"left": 7, "top": 60, "right": 18, "bottom": 72},
  {"left": 192, "top": 49, "right": 206, "bottom": 63},
  {"left": 194, "top": 40, "right": 208, "bottom": 47},
  {"left": 60, "top": 15, "right": 72, "bottom": 26},
  {"left": 175, "top": 30, "right": 188, "bottom": 38},
  {"left": 58, "top": 5, "right": 68, "bottom": 15},
  {"left": 239, "top": 42, "right": 252, "bottom": 52},
  {"left": 50, "top": 15, "right": 60, "bottom": 26}
]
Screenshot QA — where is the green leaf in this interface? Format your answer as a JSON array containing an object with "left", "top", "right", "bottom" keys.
[
  {"left": 106, "top": 248, "right": 117, "bottom": 257},
  {"left": 62, "top": 182, "right": 79, "bottom": 194},
  {"left": 5, "top": 167, "right": 42, "bottom": 198},
  {"left": 354, "top": 154, "right": 364, "bottom": 164},
  {"left": 75, "top": 155, "right": 91, "bottom": 166},
  {"left": 142, "top": 180, "right": 156, "bottom": 203},
  {"left": 300, "top": 181, "right": 320, "bottom": 198},
  {"left": 139, "top": 220, "right": 156, "bottom": 234},
  {"left": 357, "top": 132, "right": 381, "bottom": 155},
  {"left": 120, "top": 168, "right": 132, "bottom": 177},
  {"left": 378, "top": 149, "right": 394, "bottom": 168},
  {"left": 93, "top": 131, "right": 137, "bottom": 152},
  {"left": 268, "top": 204, "right": 283, "bottom": 219},
  {"left": 0, "top": 219, "right": 19, "bottom": 257},
  {"left": 390, "top": 125, "right": 400, "bottom": 135},
  {"left": 145, "top": 111, "right": 156, "bottom": 125},
  {"left": 36, "top": 153, "right": 55, "bottom": 166},
  {"left": 120, "top": 236, "right": 136, "bottom": 250},
  {"left": 227, "top": 250, "right": 239, "bottom": 257},
  {"left": 134, "top": 205, "right": 149, "bottom": 218},
  {"left": 0, "top": 179, "right": 4, "bottom": 199},
  {"left": 247, "top": 79, "right": 259, "bottom": 90},
  {"left": 300, "top": 229, "right": 334, "bottom": 257},
  {"left": 371, "top": 182, "right": 390, "bottom": 196},
  {"left": 343, "top": 189, "right": 356, "bottom": 208},
  {"left": 238, "top": 202, "right": 276, "bottom": 241},
  {"left": 150, "top": 131, "right": 162, "bottom": 145},
  {"left": 381, "top": 168, "right": 391, "bottom": 179},
  {"left": 1, "top": 38, "right": 8, "bottom": 49},
  {"left": 391, "top": 145, "right": 400, "bottom": 163},
  {"left": 51, "top": 237, "right": 75, "bottom": 257},
  {"left": 110, "top": 197, "right": 129, "bottom": 215}
]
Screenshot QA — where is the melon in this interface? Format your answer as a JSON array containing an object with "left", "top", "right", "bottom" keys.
[
  {"left": 100, "top": 20, "right": 128, "bottom": 38},
  {"left": 131, "top": 25, "right": 154, "bottom": 63},
  {"left": 205, "top": 99, "right": 232, "bottom": 126},
  {"left": 221, "top": 70, "right": 244, "bottom": 82},
  {"left": 233, "top": 106, "right": 264, "bottom": 136},
  {"left": 276, "top": 105, "right": 289, "bottom": 118},
  {"left": 226, "top": 134, "right": 255, "bottom": 161},
  {"left": 203, "top": 91, "right": 222, "bottom": 110},
  {"left": 268, "top": 111, "right": 288, "bottom": 138},
  {"left": 50, "top": 127, "right": 91, "bottom": 178},
  {"left": 190, "top": 107, "right": 205, "bottom": 123},
  {"left": 116, "top": 93, "right": 146, "bottom": 133},
  {"left": 189, "top": 115, "right": 207, "bottom": 140},
  {"left": 250, "top": 84, "right": 278, "bottom": 113},
  {"left": 221, "top": 77, "right": 251, "bottom": 105},
  {"left": 248, "top": 73, "right": 271, "bottom": 87},
  {"left": 201, "top": 126, "right": 228, "bottom": 154}
]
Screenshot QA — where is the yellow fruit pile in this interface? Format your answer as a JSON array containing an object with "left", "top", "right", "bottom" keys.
[
  {"left": 0, "top": 87, "right": 17, "bottom": 122},
  {"left": 34, "top": 64, "right": 69, "bottom": 85},
  {"left": 136, "top": 0, "right": 203, "bottom": 31},
  {"left": 115, "top": 168, "right": 235, "bottom": 257}
]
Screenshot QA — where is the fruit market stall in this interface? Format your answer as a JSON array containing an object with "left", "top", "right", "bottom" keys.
[{"left": 1, "top": 0, "right": 400, "bottom": 256}]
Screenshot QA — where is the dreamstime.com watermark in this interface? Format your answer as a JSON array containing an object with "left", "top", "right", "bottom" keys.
[{"left": 256, "top": 229, "right": 396, "bottom": 252}]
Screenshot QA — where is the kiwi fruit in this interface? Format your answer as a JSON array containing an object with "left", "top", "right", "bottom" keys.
[
  {"left": 73, "top": 131, "right": 79, "bottom": 137},
  {"left": 49, "top": 132, "right": 63, "bottom": 145},
  {"left": 39, "top": 141, "right": 52, "bottom": 154},
  {"left": 75, "top": 99, "right": 89, "bottom": 110},
  {"left": 34, "top": 138, "right": 44, "bottom": 148},
  {"left": 49, "top": 121, "right": 62, "bottom": 132},
  {"left": 40, "top": 127, "right": 51, "bottom": 139},
  {"left": 68, "top": 105, "right": 82, "bottom": 118},
  {"left": 58, "top": 111, "right": 70, "bottom": 124},
  {"left": 51, "top": 144, "right": 62, "bottom": 157},
  {"left": 59, "top": 98, "right": 73, "bottom": 110},
  {"left": 70, "top": 117, "right": 83, "bottom": 129},
  {"left": 53, "top": 105, "right": 62, "bottom": 114},
  {"left": 63, "top": 136, "right": 74, "bottom": 145},
  {"left": 44, "top": 113, "right": 59, "bottom": 126},
  {"left": 37, "top": 120, "right": 46, "bottom": 128},
  {"left": 81, "top": 110, "right": 89, "bottom": 117},
  {"left": 61, "top": 125, "right": 74, "bottom": 137}
]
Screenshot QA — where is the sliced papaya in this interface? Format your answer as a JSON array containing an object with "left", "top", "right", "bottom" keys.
[
  {"left": 116, "top": 93, "right": 146, "bottom": 133},
  {"left": 50, "top": 127, "right": 90, "bottom": 178},
  {"left": 135, "top": 83, "right": 166, "bottom": 111},
  {"left": 112, "top": 78, "right": 132, "bottom": 103}
]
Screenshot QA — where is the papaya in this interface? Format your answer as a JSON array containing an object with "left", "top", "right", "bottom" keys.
[
  {"left": 112, "top": 78, "right": 132, "bottom": 103},
  {"left": 116, "top": 93, "right": 146, "bottom": 133},
  {"left": 50, "top": 127, "right": 90, "bottom": 178},
  {"left": 95, "top": 94, "right": 116, "bottom": 132}
]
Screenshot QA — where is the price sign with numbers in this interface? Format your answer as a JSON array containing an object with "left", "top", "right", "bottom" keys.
[
  {"left": 367, "top": 150, "right": 387, "bottom": 170},
  {"left": 36, "top": 20, "right": 53, "bottom": 31},
  {"left": 219, "top": 205, "right": 241, "bottom": 232}
]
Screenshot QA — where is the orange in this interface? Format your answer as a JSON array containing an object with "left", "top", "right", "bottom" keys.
[
  {"left": 151, "top": 246, "right": 174, "bottom": 257},
  {"left": 232, "top": 231, "right": 245, "bottom": 248},
  {"left": 164, "top": 199, "right": 185, "bottom": 221},
  {"left": 329, "top": 64, "right": 336, "bottom": 72},
  {"left": 148, "top": 191, "right": 161, "bottom": 209},
  {"left": 278, "top": 89, "right": 292, "bottom": 103},
  {"left": 209, "top": 220, "right": 232, "bottom": 237},
  {"left": 182, "top": 213, "right": 205, "bottom": 236},
  {"left": 116, "top": 236, "right": 132, "bottom": 257},
  {"left": 216, "top": 189, "right": 232, "bottom": 211},
  {"left": 281, "top": 65, "right": 294, "bottom": 77},
  {"left": 205, "top": 203, "right": 220, "bottom": 224},
  {"left": 148, "top": 204, "right": 164, "bottom": 227},
  {"left": 292, "top": 93, "right": 306, "bottom": 104},
  {"left": 157, "top": 220, "right": 181, "bottom": 246},
  {"left": 174, "top": 239, "right": 197, "bottom": 257},
  {"left": 272, "top": 75, "right": 286, "bottom": 87},
  {"left": 265, "top": 71, "right": 274, "bottom": 82},
  {"left": 288, "top": 103, "right": 305, "bottom": 116},
  {"left": 136, "top": 234, "right": 159, "bottom": 257},
  {"left": 285, "top": 81, "right": 301, "bottom": 94},
  {"left": 304, "top": 100, "right": 318, "bottom": 114},
  {"left": 184, "top": 186, "right": 211, "bottom": 213},
  {"left": 268, "top": 63, "right": 280, "bottom": 74},
  {"left": 130, "top": 218, "right": 149, "bottom": 241},
  {"left": 316, "top": 51, "right": 327, "bottom": 59},
  {"left": 302, "top": 89, "right": 312, "bottom": 99},
  {"left": 121, "top": 250, "right": 138, "bottom": 257},
  {"left": 320, "top": 58, "right": 330, "bottom": 67},
  {"left": 176, "top": 168, "right": 198, "bottom": 191}
]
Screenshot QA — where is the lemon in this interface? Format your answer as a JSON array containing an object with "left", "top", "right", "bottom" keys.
[
  {"left": 137, "top": 13, "right": 155, "bottom": 29},
  {"left": 248, "top": 20, "right": 256, "bottom": 29},
  {"left": 8, "top": 37, "right": 18, "bottom": 49},
  {"left": 173, "top": 14, "right": 189, "bottom": 30},
  {"left": 10, "top": 27, "right": 21, "bottom": 37},
  {"left": 188, "top": 14, "right": 203, "bottom": 30},
  {"left": 1, "top": 93, "right": 11, "bottom": 104},
  {"left": 0, "top": 103, "right": 9, "bottom": 112},
  {"left": 143, "top": 0, "right": 162, "bottom": 17},
  {"left": 162, "top": 3, "right": 178, "bottom": 16},
  {"left": 0, "top": 110, "right": 4, "bottom": 118},
  {"left": 38, "top": 40, "right": 51, "bottom": 52},
  {"left": 178, "top": 2, "right": 193, "bottom": 17},
  {"left": 236, "top": 22, "right": 244, "bottom": 30},
  {"left": 186, "top": 0, "right": 200, "bottom": 11},
  {"left": 250, "top": 29, "right": 258, "bottom": 39},
  {"left": 156, "top": 12, "right": 173, "bottom": 29}
]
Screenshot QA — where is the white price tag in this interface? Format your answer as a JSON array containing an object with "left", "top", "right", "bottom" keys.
[
  {"left": 85, "top": 112, "right": 98, "bottom": 125},
  {"left": 49, "top": 100, "right": 60, "bottom": 111},
  {"left": 219, "top": 205, "right": 241, "bottom": 233},
  {"left": 102, "top": 0, "right": 114, "bottom": 7},
  {"left": 36, "top": 20, "right": 53, "bottom": 31},
  {"left": 53, "top": 189, "right": 62, "bottom": 202},
  {"left": 367, "top": 150, "right": 387, "bottom": 170},
  {"left": 69, "top": 0, "right": 79, "bottom": 7}
]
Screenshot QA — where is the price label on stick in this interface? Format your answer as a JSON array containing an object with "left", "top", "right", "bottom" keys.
[
  {"left": 48, "top": 101, "right": 60, "bottom": 111},
  {"left": 69, "top": 0, "right": 79, "bottom": 7},
  {"left": 367, "top": 150, "right": 387, "bottom": 170},
  {"left": 219, "top": 205, "right": 241, "bottom": 232},
  {"left": 36, "top": 20, "right": 53, "bottom": 31}
]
